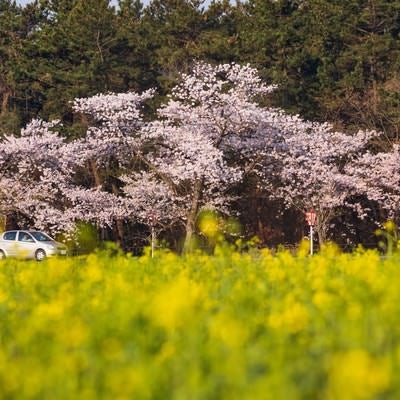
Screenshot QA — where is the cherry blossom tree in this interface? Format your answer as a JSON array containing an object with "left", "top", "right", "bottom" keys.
[
  {"left": 0, "top": 119, "right": 71, "bottom": 232},
  {"left": 69, "top": 90, "right": 155, "bottom": 176},
  {"left": 2, "top": 61, "right": 392, "bottom": 251},
  {"left": 267, "top": 119, "right": 378, "bottom": 244},
  {"left": 121, "top": 172, "right": 187, "bottom": 255},
  {"left": 57, "top": 62, "right": 384, "bottom": 248},
  {"left": 137, "top": 63, "right": 281, "bottom": 250},
  {"left": 0, "top": 119, "right": 125, "bottom": 236},
  {"left": 68, "top": 90, "right": 155, "bottom": 242},
  {"left": 73, "top": 63, "right": 278, "bottom": 251},
  {"left": 346, "top": 145, "right": 400, "bottom": 222}
]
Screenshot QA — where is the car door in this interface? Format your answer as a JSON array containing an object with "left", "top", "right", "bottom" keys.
[
  {"left": 16, "top": 231, "right": 37, "bottom": 259},
  {"left": 1, "top": 231, "right": 18, "bottom": 256}
]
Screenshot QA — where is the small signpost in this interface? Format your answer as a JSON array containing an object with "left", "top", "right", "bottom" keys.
[{"left": 305, "top": 209, "right": 317, "bottom": 255}]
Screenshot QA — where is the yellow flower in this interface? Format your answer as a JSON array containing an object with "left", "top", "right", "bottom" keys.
[
  {"left": 59, "top": 317, "right": 88, "bottom": 347},
  {"left": 101, "top": 338, "right": 124, "bottom": 362},
  {"left": 347, "top": 303, "right": 362, "bottom": 320},
  {"left": 383, "top": 220, "right": 396, "bottom": 233},
  {"left": 326, "top": 350, "right": 390, "bottom": 400},
  {"left": 149, "top": 275, "right": 204, "bottom": 331},
  {"left": 198, "top": 211, "right": 220, "bottom": 238},
  {"left": 209, "top": 314, "right": 249, "bottom": 348},
  {"left": 312, "top": 291, "right": 333, "bottom": 310},
  {"left": 82, "top": 254, "right": 103, "bottom": 283},
  {"left": 0, "top": 289, "right": 8, "bottom": 303},
  {"left": 268, "top": 301, "right": 309, "bottom": 334},
  {"left": 35, "top": 299, "right": 67, "bottom": 320},
  {"left": 296, "top": 239, "right": 310, "bottom": 257},
  {"left": 156, "top": 342, "right": 176, "bottom": 364},
  {"left": 105, "top": 366, "right": 148, "bottom": 398}
]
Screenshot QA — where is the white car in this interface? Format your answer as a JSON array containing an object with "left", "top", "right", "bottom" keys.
[{"left": 0, "top": 230, "right": 67, "bottom": 261}]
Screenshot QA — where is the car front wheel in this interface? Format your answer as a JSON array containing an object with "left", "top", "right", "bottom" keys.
[
  {"left": 0, "top": 250, "right": 5, "bottom": 260},
  {"left": 35, "top": 249, "right": 46, "bottom": 261}
]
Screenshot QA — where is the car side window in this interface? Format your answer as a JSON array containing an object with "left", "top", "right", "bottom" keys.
[
  {"left": 18, "top": 232, "right": 34, "bottom": 242},
  {"left": 3, "top": 231, "right": 17, "bottom": 241}
]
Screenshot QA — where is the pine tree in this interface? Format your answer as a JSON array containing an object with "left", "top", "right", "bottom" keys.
[
  {"left": 0, "top": 0, "right": 23, "bottom": 134},
  {"left": 238, "top": 0, "right": 400, "bottom": 138}
]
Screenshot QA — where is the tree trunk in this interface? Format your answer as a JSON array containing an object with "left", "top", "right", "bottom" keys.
[
  {"left": 183, "top": 177, "right": 203, "bottom": 253},
  {"left": 315, "top": 225, "right": 327, "bottom": 247},
  {"left": 312, "top": 209, "right": 333, "bottom": 250},
  {"left": 151, "top": 225, "right": 156, "bottom": 258},
  {"left": 89, "top": 160, "right": 116, "bottom": 244},
  {"left": 315, "top": 215, "right": 329, "bottom": 248},
  {"left": 0, "top": 214, "right": 6, "bottom": 232},
  {"left": 111, "top": 183, "right": 124, "bottom": 247},
  {"left": 1, "top": 89, "right": 10, "bottom": 114},
  {"left": 89, "top": 159, "right": 102, "bottom": 187}
]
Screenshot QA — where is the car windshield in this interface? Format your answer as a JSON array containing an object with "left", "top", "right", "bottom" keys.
[{"left": 30, "top": 231, "right": 53, "bottom": 242}]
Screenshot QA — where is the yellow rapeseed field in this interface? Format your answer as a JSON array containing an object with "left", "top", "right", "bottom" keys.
[{"left": 0, "top": 244, "right": 399, "bottom": 399}]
